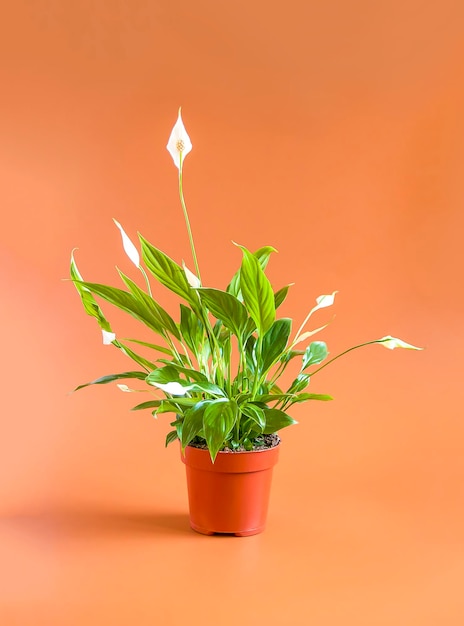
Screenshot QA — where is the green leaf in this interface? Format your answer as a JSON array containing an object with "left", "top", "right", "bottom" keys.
[
  {"left": 140, "top": 236, "right": 197, "bottom": 306},
  {"left": 146, "top": 366, "right": 181, "bottom": 385},
  {"left": 261, "top": 318, "right": 292, "bottom": 372},
  {"left": 74, "top": 371, "right": 147, "bottom": 391},
  {"left": 76, "top": 280, "right": 170, "bottom": 338},
  {"left": 157, "top": 360, "right": 208, "bottom": 383},
  {"left": 244, "top": 334, "right": 257, "bottom": 374},
  {"left": 203, "top": 398, "right": 238, "bottom": 462},
  {"left": 238, "top": 245, "right": 275, "bottom": 335},
  {"left": 118, "top": 271, "right": 180, "bottom": 340},
  {"left": 165, "top": 430, "right": 179, "bottom": 447},
  {"left": 289, "top": 393, "right": 333, "bottom": 404},
  {"left": 124, "top": 338, "right": 173, "bottom": 356},
  {"left": 240, "top": 403, "right": 266, "bottom": 432},
  {"left": 155, "top": 402, "right": 182, "bottom": 415},
  {"left": 186, "top": 382, "right": 227, "bottom": 397},
  {"left": 180, "top": 305, "right": 203, "bottom": 355},
  {"left": 70, "top": 251, "right": 112, "bottom": 332},
  {"left": 274, "top": 285, "right": 291, "bottom": 309},
  {"left": 302, "top": 342, "right": 328, "bottom": 370},
  {"left": 116, "top": 341, "right": 158, "bottom": 371},
  {"left": 227, "top": 245, "right": 277, "bottom": 298},
  {"left": 197, "top": 288, "right": 248, "bottom": 337},
  {"left": 131, "top": 400, "right": 162, "bottom": 411},
  {"left": 262, "top": 408, "right": 298, "bottom": 434},
  {"left": 287, "top": 373, "right": 310, "bottom": 395},
  {"left": 181, "top": 401, "right": 212, "bottom": 450}
]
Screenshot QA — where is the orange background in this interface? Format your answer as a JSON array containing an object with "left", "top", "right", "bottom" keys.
[{"left": 1, "top": 1, "right": 463, "bottom": 624}]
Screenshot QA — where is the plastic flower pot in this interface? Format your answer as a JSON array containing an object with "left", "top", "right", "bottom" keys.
[{"left": 181, "top": 443, "right": 280, "bottom": 536}]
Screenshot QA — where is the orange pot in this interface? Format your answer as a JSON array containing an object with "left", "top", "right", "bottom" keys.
[{"left": 181, "top": 443, "right": 280, "bottom": 536}]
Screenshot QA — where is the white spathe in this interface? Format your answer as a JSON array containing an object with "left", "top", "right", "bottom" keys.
[
  {"left": 182, "top": 261, "right": 201, "bottom": 288},
  {"left": 166, "top": 108, "right": 192, "bottom": 169},
  {"left": 116, "top": 384, "right": 134, "bottom": 392},
  {"left": 313, "top": 291, "right": 338, "bottom": 313},
  {"left": 102, "top": 330, "right": 116, "bottom": 345},
  {"left": 151, "top": 381, "right": 188, "bottom": 396},
  {"left": 113, "top": 219, "right": 140, "bottom": 268},
  {"left": 378, "top": 336, "right": 423, "bottom": 350}
]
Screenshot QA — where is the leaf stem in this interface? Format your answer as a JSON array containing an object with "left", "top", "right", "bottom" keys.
[
  {"left": 139, "top": 266, "right": 152, "bottom": 297},
  {"left": 309, "top": 339, "right": 385, "bottom": 376}
]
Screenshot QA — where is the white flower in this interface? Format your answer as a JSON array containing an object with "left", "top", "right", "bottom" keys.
[
  {"left": 102, "top": 330, "right": 116, "bottom": 345},
  {"left": 292, "top": 322, "right": 331, "bottom": 347},
  {"left": 116, "top": 384, "right": 133, "bottom": 392},
  {"left": 113, "top": 219, "right": 140, "bottom": 268},
  {"left": 182, "top": 261, "right": 201, "bottom": 288},
  {"left": 166, "top": 108, "right": 192, "bottom": 169},
  {"left": 378, "top": 336, "right": 423, "bottom": 350},
  {"left": 151, "top": 381, "right": 188, "bottom": 396},
  {"left": 313, "top": 291, "right": 338, "bottom": 313}
]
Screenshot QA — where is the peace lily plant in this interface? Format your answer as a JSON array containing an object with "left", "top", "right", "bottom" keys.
[{"left": 71, "top": 109, "right": 422, "bottom": 462}]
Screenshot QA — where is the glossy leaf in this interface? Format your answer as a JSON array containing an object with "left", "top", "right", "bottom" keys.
[
  {"left": 131, "top": 400, "right": 162, "bottom": 411},
  {"left": 124, "top": 338, "right": 173, "bottom": 357},
  {"left": 180, "top": 304, "right": 203, "bottom": 355},
  {"left": 70, "top": 251, "right": 112, "bottom": 332},
  {"left": 140, "top": 236, "right": 197, "bottom": 306},
  {"left": 227, "top": 245, "right": 277, "bottom": 298},
  {"left": 274, "top": 284, "right": 291, "bottom": 309},
  {"left": 289, "top": 392, "right": 333, "bottom": 403},
  {"left": 262, "top": 408, "right": 298, "bottom": 434},
  {"left": 146, "top": 366, "right": 181, "bottom": 386},
  {"left": 240, "top": 403, "right": 266, "bottom": 432},
  {"left": 203, "top": 398, "right": 238, "bottom": 462},
  {"left": 116, "top": 341, "right": 158, "bottom": 371},
  {"left": 197, "top": 288, "right": 248, "bottom": 337},
  {"left": 181, "top": 401, "right": 211, "bottom": 450},
  {"left": 287, "top": 373, "right": 311, "bottom": 395},
  {"left": 238, "top": 245, "right": 275, "bottom": 334},
  {"left": 165, "top": 430, "right": 179, "bottom": 447},
  {"left": 157, "top": 360, "right": 209, "bottom": 383},
  {"left": 118, "top": 271, "right": 180, "bottom": 340},
  {"left": 186, "top": 381, "right": 226, "bottom": 397},
  {"left": 74, "top": 371, "right": 147, "bottom": 392},
  {"left": 261, "top": 318, "right": 292, "bottom": 372},
  {"left": 76, "top": 280, "right": 169, "bottom": 338},
  {"left": 302, "top": 341, "right": 328, "bottom": 370}
]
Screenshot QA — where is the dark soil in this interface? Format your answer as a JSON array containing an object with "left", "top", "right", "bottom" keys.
[{"left": 188, "top": 433, "right": 280, "bottom": 453}]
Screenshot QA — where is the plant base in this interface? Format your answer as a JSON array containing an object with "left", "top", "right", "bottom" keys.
[{"left": 181, "top": 443, "right": 280, "bottom": 536}]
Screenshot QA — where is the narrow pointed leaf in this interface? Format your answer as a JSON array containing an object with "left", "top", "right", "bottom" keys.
[
  {"left": 140, "top": 236, "right": 197, "bottom": 306},
  {"left": 261, "top": 318, "right": 292, "bottom": 372},
  {"left": 124, "top": 338, "right": 173, "bottom": 356},
  {"left": 75, "top": 280, "right": 169, "bottom": 338},
  {"left": 197, "top": 288, "right": 248, "bottom": 337},
  {"left": 74, "top": 371, "right": 147, "bottom": 392},
  {"left": 238, "top": 245, "right": 275, "bottom": 334},
  {"left": 240, "top": 403, "right": 266, "bottom": 431},
  {"left": 118, "top": 271, "right": 180, "bottom": 340},
  {"left": 262, "top": 408, "right": 298, "bottom": 434},
  {"left": 274, "top": 284, "right": 291, "bottom": 309},
  {"left": 181, "top": 401, "right": 211, "bottom": 450},
  {"left": 131, "top": 400, "right": 162, "bottom": 411},
  {"left": 70, "top": 251, "right": 112, "bottom": 332},
  {"left": 165, "top": 430, "right": 179, "bottom": 447},
  {"left": 203, "top": 399, "right": 238, "bottom": 462},
  {"left": 180, "top": 304, "right": 203, "bottom": 356},
  {"left": 287, "top": 373, "right": 310, "bottom": 395}
]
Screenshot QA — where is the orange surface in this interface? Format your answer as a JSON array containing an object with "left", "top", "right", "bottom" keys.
[{"left": 1, "top": 1, "right": 464, "bottom": 624}]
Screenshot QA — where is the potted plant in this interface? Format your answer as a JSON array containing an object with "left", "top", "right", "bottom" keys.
[{"left": 70, "top": 109, "right": 422, "bottom": 536}]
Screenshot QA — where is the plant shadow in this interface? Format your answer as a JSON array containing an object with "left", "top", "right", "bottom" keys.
[{"left": 2, "top": 508, "right": 193, "bottom": 539}]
